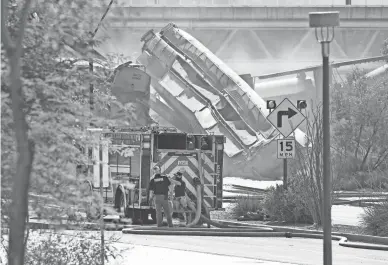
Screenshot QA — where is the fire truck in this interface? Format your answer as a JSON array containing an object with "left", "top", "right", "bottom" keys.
[{"left": 84, "top": 126, "right": 225, "bottom": 223}]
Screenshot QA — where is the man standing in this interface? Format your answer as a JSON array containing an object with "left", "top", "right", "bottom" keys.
[
  {"left": 148, "top": 166, "right": 173, "bottom": 227},
  {"left": 173, "top": 172, "right": 187, "bottom": 209},
  {"left": 173, "top": 171, "right": 198, "bottom": 224}
]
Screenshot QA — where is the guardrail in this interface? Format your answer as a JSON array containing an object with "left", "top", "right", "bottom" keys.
[{"left": 115, "top": 0, "right": 388, "bottom": 7}]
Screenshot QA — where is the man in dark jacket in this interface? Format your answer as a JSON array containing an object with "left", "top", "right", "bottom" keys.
[{"left": 148, "top": 166, "right": 173, "bottom": 227}]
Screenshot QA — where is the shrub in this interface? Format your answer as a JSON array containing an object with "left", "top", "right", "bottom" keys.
[
  {"left": 0, "top": 230, "right": 125, "bottom": 265},
  {"left": 362, "top": 199, "right": 388, "bottom": 236},
  {"left": 262, "top": 184, "right": 313, "bottom": 224},
  {"left": 334, "top": 170, "right": 388, "bottom": 191},
  {"left": 230, "top": 196, "right": 263, "bottom": 218}
]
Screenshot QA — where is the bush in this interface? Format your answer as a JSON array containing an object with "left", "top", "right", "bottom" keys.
[
  {"left": 0, "top": 230, "right": 125, "bottom": 265},
  {"left": 334, "top": 170, "right": 388, "bottom": 191},
  {"left": 231, "top": 196, "right": 263, "bottom": 218},
  {"left": 263, "top": 184, "right": 313, "bottom": 224},
  {"left": 362, "top": 199, "right": 388, "bottom": 236}
]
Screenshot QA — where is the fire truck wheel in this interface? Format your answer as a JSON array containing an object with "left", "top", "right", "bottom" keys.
[
  {"left": 124, "top": 206, "right": 132, "bottom": 218},
  {"left": 117, "top": 192, "right": 126, "bottom": 214}
]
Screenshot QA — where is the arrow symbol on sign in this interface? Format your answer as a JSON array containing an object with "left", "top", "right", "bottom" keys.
[{"left": 277, "top": 108, "right": 297, "bottom": 128}]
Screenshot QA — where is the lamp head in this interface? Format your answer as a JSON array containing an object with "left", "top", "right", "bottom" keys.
[
  {"left": 309, "top": 12, "right": 340, "bottom": 28},
  {"left": 309, "top": 11, "right": 340, "bottom": 44}
]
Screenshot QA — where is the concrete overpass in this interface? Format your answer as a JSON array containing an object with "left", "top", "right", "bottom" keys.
[{"left": 95, "top": 1, "right": 388, "bottom": 76}]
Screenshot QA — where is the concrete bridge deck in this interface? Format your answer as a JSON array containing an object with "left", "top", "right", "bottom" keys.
[
  {"left": 107, "top": 5, "right": 388, "bottom": 28},
  {"left": 95, "top": 2, "right": 388, "bottom": 76}
]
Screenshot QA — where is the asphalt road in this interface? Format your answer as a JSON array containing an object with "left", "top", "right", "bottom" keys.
[{"left": 117, "top": 233, "right": 388, "bottom": 265}]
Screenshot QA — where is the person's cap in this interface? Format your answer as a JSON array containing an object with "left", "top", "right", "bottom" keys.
[
  {"left": 174, "top": 172, "right": 183, "bottom": 176},
  {"left": 153, "top": 165, "right": 160, "bottom": 171}
]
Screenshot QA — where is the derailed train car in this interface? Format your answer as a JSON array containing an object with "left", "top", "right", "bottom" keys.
[{"left": 136, "top": 23, "right": 308, "bottom": 179}]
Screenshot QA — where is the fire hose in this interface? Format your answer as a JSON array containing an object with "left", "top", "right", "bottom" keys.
[
  {"left": 123, "top": 178, "right": 388, "bottom": 251},
  {"left": 186, "top": 178, "right": 202, "bottom": 227}
]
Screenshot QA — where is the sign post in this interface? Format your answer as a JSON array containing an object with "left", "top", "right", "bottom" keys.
[
  {"left": 277, "top": 138, "right": 296, "bottom": 189},
  {"left": 283, "top": 159, "right": 287, "bottom": 190}
]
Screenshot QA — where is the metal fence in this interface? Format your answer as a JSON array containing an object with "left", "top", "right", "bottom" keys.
[{"left": 116, "top": 0, "right": 388, "bottom": 7}]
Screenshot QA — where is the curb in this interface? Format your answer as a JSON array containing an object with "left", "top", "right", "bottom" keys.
[
  {"left": 2, "top": 221, "right": 131, "bottom": 233},
  {"left": 122, "top": 225, "right": 388, "bottom": 251},
  {"left": 215, "top": 219, "right": 388, "bottom": 246}
]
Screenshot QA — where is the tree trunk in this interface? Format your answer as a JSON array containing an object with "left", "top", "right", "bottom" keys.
[
  {"left": 7, "top": 53, "right": 35, "bottom": 265},
  {"left": 354, "top": 125, "right": 363, "bottom": 159},
  {"left": 1, "top": 1, "right": 34, "bottom": 264}
]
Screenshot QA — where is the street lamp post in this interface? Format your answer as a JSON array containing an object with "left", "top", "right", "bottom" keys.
[{"left": 309, "top": 11, "right": 340, "bottom": 265}]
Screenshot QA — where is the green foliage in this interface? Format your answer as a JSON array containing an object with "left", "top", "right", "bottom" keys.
[
  {"left": 362, "top": 199, "right": 388, "bottom": 236},
  {"left": 262, "top": 184, "right": 313, "bottom": 224},
  {"left": 287, "top": 104, "right": 326, "bottom": 225},
  {"left": 231, "top": 196, "right": 263, "bottom": 217},
  {"left": 1, "top": 231, "right": 125, "bottom": 265},
  {"left": 331, "top": 68, "right": 388, "bottom": 187},
  {"left": 1, "top": 0, "right": 131, "bottom": 224},
  {"left": 335, "top": 170, "right": 388, "bottom": 191}
]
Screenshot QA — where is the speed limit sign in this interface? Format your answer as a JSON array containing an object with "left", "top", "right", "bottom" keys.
[{"left": 277, "top": 139, "right": 295, "bottom": 159}]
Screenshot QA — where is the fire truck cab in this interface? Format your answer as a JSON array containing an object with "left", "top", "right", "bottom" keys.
[{"left": 85, "top": 126, "right": 225, "bottom": 223}]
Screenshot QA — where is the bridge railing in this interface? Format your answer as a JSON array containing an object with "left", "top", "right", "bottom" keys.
[{"left": 116, "top": 0, "right": 388, "bottom": 7}]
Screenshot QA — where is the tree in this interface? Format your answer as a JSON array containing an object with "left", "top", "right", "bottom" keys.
[
  {"left": 1, "top": 1, "right": 128, "bottom": 264},
  {"left": 288, "top": 104, "right": 326, "bottom": 226},
  {"left": 331, "top": 68, "right": 388, "bottom": 178}
]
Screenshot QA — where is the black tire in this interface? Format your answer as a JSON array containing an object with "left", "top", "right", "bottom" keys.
[
  {"left": 116, "top": 191, "right": 126, "bottom": 214},
  {"left": 124, "top": 206, "right": 132, "bottom": 218}
]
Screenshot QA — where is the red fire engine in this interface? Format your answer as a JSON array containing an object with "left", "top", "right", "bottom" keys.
[{"left": 83, "top": 126, "right": 225, "bottom": 224}]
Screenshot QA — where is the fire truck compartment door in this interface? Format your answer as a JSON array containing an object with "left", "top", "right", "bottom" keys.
[{"left": 93, "top": 143, "right": 109, "bottom": 188}]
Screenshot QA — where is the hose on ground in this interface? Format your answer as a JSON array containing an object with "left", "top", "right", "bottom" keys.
[
  {"left": 186, "top": 179, "right": 202, "bottom": 227},
  {"left": 134, "top": 179, "right": 388, "bottom": 251},
  {"left": 213, "top": 220, "right": 388, "bottom": 251}
]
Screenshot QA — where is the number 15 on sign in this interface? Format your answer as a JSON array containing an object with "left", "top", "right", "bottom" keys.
[{"left": 277, "top": 139, "right": 295, "bottom": 159}]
